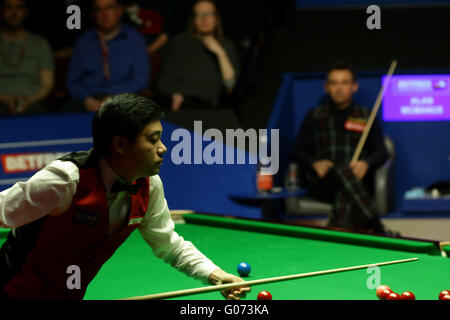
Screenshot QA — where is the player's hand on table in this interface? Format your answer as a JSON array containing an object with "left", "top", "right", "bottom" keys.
[
  {"left": 208, "top": 269, "right": 251, "bottom": 300},
  {"left": 0, "top": 218, "right": 10, "bottom": 228}
]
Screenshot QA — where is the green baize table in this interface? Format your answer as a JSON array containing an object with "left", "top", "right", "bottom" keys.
[{"left": 2, "top": 213, "right": 449, "bottom": 300}]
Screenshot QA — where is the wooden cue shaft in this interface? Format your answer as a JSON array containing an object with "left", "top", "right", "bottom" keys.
[
  {"left": 351, "top": 59, "right": 398, "bottom": 163},
  {"left": 122, "top": 257, "right": 418, "bottom": 300},
  {"left": 439, "top": 241, "right": 450, "bottom": 257}
]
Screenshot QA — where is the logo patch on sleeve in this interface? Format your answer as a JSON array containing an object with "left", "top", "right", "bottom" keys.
[
  {"left": 128, "top": 217, "right": 144, "bottom": 226},
  {"left": 72, "top": 210, "right": 101, "bottom": 226},
  {"left": 344, "top": 117, "right": 367, "bottom": 133}
]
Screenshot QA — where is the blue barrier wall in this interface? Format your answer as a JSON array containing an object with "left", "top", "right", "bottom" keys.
[
  {"left": 2, "top": 72, "right": 449, "bottom": 218},
  {"left": 0, "top": 114, "right": 261, "bottom": 219},
  {"left": 159, "top": 121, "right": 260, "bottom": 218},
  {"left": 0, "top": 113, "right": 94, "bottom": 187},
  {"left": 269, "top": 72, "right": 450, "bottom": 212}
]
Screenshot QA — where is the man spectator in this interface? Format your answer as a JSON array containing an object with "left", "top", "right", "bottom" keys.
[
  {"left": 0, "top": 0, "right": 54, "bottom": 116},
  {"left": 292, "top": 62, "right": 396, "bottom": 235},
  {"left": 65, "top": 0, "right": 150, "bottom": 112}
]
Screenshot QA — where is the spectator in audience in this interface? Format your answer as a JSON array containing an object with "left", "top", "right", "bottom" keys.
[
  {"left": 65, "top": 0, "right": 150, "bottom": 112},
  {"left": 155, "top": 0, "right": 240, "bottom": 111},
  {"left": 122, "top": 0, "right": 175, "bottom": 56},
  {"left": 0, "top": 0, "right": 54, "bottom": 116},
  {"left": 292, "top": 62, "right": 397, "bottom": 236}
]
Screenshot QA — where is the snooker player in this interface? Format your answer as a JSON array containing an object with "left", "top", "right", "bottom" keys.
[{"left": 0, "top": 93, "right": 250, "bottom": 300}]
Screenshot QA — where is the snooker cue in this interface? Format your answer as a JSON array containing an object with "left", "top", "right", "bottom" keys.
[
  {"left": 439, "top": 241, "right": 450, "bottom": 257},
  {"left": 122, "top": 257, "right": 418, "bottom": 300},
  {"left": 351, "top": 59, "right": 398, "bottom": 163}
]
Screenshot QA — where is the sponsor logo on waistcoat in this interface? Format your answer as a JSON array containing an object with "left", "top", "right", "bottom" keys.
[
  {"left": 72, "top": 210, "right": 100, "bottom": 226},
  {"left": 128, "top": 217, "right": 144, "bottom": 226}
]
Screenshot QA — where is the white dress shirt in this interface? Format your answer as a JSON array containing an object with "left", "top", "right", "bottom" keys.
[{"left": 0, "top": 159, "right": 219, "bottom": 284}]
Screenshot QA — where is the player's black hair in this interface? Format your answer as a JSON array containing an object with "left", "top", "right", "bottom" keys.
[
  {"left": 92, "top": 93, "right": 165, "bottom": 157},
  {"left": 326, "top": 62, "right": 357, "bottom": 82}
]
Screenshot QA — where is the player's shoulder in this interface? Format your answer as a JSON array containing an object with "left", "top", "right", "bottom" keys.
[
  {"left": 44, "top": 159, "right": 80, "bottom": 182},
  {"left": 149, "top": 174, "right": 163, "bottom": 189}
]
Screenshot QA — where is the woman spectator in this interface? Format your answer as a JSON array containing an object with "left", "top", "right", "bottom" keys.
[{"left": 155, "top": 0, "right": 240, "bottom": 111}]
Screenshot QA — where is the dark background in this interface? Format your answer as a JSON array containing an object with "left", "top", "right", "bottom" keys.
[
  {"left": 22, "top": 1, "right": 450, "bottom": 129},
  {"left": 235, "top": 3, "right": 450, "bottom": 129}
]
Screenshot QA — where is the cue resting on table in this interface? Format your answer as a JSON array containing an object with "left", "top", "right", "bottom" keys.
[{"left": 122, "top": 257, "right": 418, "bottom": 300}]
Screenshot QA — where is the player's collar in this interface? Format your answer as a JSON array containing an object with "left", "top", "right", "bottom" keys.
[{"left": 99, "top": 158, "right": 128, "bottom": 194}]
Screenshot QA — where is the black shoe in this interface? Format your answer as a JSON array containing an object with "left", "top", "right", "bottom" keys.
[{"left": 377, "top": 228, "right": 401, "bottom": 237}]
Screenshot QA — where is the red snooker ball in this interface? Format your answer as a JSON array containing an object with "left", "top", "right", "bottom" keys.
[
  {"left": 386, "top": 292, "right": 401, "bottom": 300},
  {"left": 439, "top": 290, "right": 450, "bottom": 300},
  {"left": 400, "top": 291, "right": 415, "bottom": 300},
  {"left": 257, "top": 290, "right": 272, "bottom": 300},
  {"left": 380, "top": 289, "right": 393, "bottom": 300},
  {"left": 441, "top": 295, "right": 450, "bottom": 301},
  {"left": 376, "top": 285, "right": 392, "bottom": 300}
]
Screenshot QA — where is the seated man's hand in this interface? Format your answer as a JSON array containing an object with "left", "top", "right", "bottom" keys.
[
  {"left": 349, "top": 160, "right": 369, "bottom": 180},
  {"left": 208, "top": 269, "right": 251, "bottom": 300},
  {"left": 312, "top": 159, "right": 334, "bottom": 178}
]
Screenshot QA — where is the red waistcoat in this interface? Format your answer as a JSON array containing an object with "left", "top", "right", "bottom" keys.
[{"left": 3, "top": 163, "right": 149, "bottom": 300}]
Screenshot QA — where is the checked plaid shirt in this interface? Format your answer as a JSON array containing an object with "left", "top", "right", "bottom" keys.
[
  {"left": 293, "top": 101, "right": 389, "bottom": 232},
  {"left": 294, "top": 101, "right": 388, "bottom": 171}
]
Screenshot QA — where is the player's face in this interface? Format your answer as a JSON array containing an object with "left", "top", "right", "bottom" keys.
[
  {"left": 125, "top": 120, "right": 167, "bottom": 179},
  {"left": 325, "top": 70, "right": 358, "bottom": 107},
  {"left": 93, "top": 0, "right": 123, "bottom": 32},
  {"left": 2, "top": 0, "right": 27, "bottom": 29},
  {"left": 193, "top": 1, "right": 217, "bottom": 35}
]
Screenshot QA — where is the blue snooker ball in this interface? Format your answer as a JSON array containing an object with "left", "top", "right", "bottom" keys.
[{"left": 237, "top": 262, "right": 251, "bottom": 277}]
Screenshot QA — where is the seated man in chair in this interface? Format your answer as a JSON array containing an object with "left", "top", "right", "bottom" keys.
[{"left": 292, "top": 62, "right": 396, "bottom": 235}]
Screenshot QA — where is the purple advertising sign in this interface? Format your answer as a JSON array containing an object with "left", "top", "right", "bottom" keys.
[{"left": 382, "top": 75, "right": 450, "bottom": 122}]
